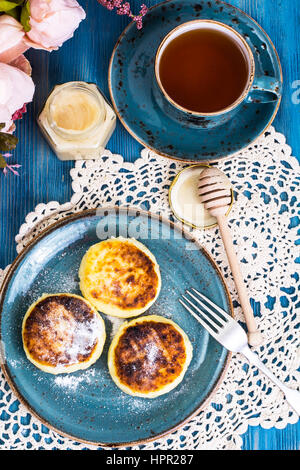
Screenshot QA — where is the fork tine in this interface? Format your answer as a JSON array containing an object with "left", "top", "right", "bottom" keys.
[
  {"left": 179, "top": 298, "right": 219, "bottom": 340},
  {"left": 191, "top": 288, "right": 229, "bottom": 320},
  {"left": 186, "top": 290, "right": 227, "bottom": 327},
  {"left": 182, "top": 294, "right": 218, "bottom": 331}
]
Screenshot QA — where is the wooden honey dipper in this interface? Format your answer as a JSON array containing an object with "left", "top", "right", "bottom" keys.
[{"left": 198, "top": 167, "right": 263, "bottom": 347}]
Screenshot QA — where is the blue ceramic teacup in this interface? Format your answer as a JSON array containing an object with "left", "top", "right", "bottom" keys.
[{"left": 154, "top": 20, "right": 281, "bottom": 129}]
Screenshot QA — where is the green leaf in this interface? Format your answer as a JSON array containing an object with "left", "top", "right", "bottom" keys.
[
  {"left": 0, "top": 154, "right": 7, "bottom": 169},
  {"left": 0, "top": 1, "right": 24, "bottom": 12},
  {"left": 0, "top": 132, "right": 18, "bottom": 151},
  {"left": 20, "top": 0, "right": 30, "bottom": 32},
  {"left": 0, "top": 123, "right": 5, "bottom": 130}
]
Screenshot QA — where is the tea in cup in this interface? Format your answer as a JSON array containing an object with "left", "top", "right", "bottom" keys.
[{"left": 155, "top": 20, "right": 280, "bottom": 123}]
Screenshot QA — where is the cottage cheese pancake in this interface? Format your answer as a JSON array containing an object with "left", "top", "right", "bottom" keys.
[
  {"left": 108, "top": 315, "right": 193, "bottom": 398},
  {"left": 79, "top": 237, "right": 161, "bottom": 318},
  {"left": 22, "top": 293, "right": 106, "bottom": 374}
]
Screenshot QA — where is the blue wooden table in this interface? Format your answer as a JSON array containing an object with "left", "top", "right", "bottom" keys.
[{"left": 0, "top": 0, "right": 299, "bottom": 450}]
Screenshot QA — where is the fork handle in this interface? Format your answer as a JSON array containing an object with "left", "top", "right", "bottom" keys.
[
  {"left": 217, "top": 214, "right": 264, "bottom": 346},
  {"left": 242, "top": 345, "right": 300, "bottom": 416}
]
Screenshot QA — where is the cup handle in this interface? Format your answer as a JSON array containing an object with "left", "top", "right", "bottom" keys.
[{"left": 246, "top": 76, "right": 282, "bottom": 104}]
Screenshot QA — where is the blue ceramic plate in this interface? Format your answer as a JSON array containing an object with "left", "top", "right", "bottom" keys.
[
  {"left": 109, "top": 0, "right": 282, "bottom": 162},
  {"left": 0, "top": 208, "right": 232, "bottom": 446}
]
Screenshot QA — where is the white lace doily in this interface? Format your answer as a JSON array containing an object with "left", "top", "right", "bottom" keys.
[{"left": 0, "top": 126, "right": 299, "bottom": 450}]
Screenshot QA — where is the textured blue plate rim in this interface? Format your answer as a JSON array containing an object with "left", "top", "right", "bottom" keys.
[
  {"left": 108, "top": 0, "right": 283, "bottom": 164},
  {"left": 0, "top": 207, "right": 233, "bottom": 447}
]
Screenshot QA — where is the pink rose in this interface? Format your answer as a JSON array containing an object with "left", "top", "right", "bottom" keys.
[
  {"left": 0, "top": 63, "right": 35, "bottom": 132},
  {"left": 9, "top": 54, "right": 32, "bottom": 76},
  {"left": 0, "top": 15, "right": 29, "bottom": 64},
  {"left": 26, "top": 0, "right": 86, "bottom": 50}
]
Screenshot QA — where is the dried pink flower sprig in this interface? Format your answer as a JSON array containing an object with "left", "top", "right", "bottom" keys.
[{"left": 98, "top": 0, "right": 148, "bottom": 29}]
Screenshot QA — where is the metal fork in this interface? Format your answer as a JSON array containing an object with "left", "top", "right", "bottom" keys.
[{"left": 179, "top": 288, "right": 300, "bottom": 416}]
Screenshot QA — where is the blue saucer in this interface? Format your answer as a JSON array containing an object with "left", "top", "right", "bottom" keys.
[
  {"left": 109, "top": 0, "right": 282, "bottom": 162},
  {"left": 0, "top": 208, "right": 231, "bottom": 446}
]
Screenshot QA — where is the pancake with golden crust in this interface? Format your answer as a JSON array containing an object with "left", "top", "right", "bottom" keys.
[
  {"left": 108, "top": 315, "right": 193, "bottom": 398},
  {"left": 22, "top": 293, "right": 106, "bottom": 374},
  {"left": 79, "top": 237, "right": 161, "bottom": 318}
]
